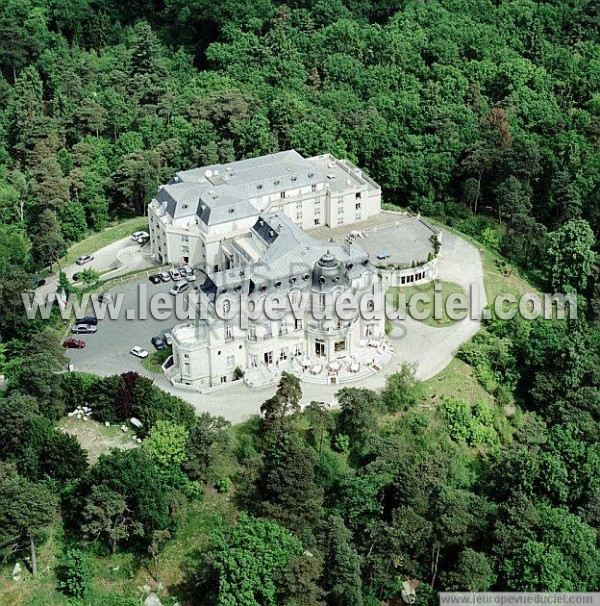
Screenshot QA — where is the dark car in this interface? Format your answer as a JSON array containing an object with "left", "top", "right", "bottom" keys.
[
  {"left": 71, "top": 324, "right": 98, "bottom": 334},
  {"left": 78, "top": 315, "right": 98, "bottom": 326},
  {"left": 151, "top": 336, "right": 167, "bottom": 350},
  {"left": 35, "top": 277, "right": 46, "bottom": 288},
  {"left": 72, "top": 272, "right": 81, "bottom": 281},
  {"left": 149, "top": 274, "right": 161, "bottom": 285},
  {"left": 63, "top": 338, "right": 86, "bottom": 349}
]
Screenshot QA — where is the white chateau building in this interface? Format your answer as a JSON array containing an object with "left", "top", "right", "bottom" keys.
[{"left": 148, "top": 150, "right": 389, "bottom": 391}]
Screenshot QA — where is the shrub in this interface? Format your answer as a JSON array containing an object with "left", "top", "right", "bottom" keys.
[
  {"left": 57, "top": 548, "right": 90, "bottom": 598},
  {"left": 215, "top": 476, "right": 233, "bottom": 493}
]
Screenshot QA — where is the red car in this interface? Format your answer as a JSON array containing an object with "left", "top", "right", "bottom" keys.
[{"left": 63, "top": 338, "right": 86, "bottom": 349}]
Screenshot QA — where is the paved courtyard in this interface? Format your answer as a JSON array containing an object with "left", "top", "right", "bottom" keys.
[{"left": 65, "top": 219, "right": 486, "bottom": 425}]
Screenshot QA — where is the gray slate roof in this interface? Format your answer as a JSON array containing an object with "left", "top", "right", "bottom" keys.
[
  {"left": 202, "top": 213, "right": 371, "bottom": 301},
  {"left": 155, "top": 150, "right": 326, "bottom": 226}
]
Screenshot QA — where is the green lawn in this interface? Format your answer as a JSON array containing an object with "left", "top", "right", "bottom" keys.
[
  {"left": 422, "top": 357, "right": 494, "bottom": 408},
  {"left": 56, "top": 217, "right": 147, "bottom": 269},
  {"left": 387, "top": 280, "right": 468, "bottom": 327},
  {"left": 142, "top": 348, "right": 172, "bottom": 373}
]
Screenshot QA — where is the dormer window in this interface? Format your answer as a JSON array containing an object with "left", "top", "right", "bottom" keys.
[{"left": 257, "top": 184, "right": 263, "bottom": 190}]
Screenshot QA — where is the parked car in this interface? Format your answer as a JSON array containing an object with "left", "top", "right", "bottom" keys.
[
  {"left": 162, "top": 332, "right": 173, "bottom": 346},
  {"left": 169, "top": 268, "right": 182, "bottom": 281},
  {"left": 158, "top": 271, "right": 171, "bottom": 282},
  {"left": 149, "top": 274, "right": 161, "bottom": 284},
  {"left": 376, "top": 251, "right": 391, "bottom": 260},
  {"left": 131, "top": 231, "right": 149, "bottom": 241},
  {"left": 180, "top": 264, "right": 192, "bottom": 276},
  {"left": 169, "top": 281, "right": 189, "bottom": 296},
  {"left": 151, "top": 336, "right": 167, "bottom": 350},
  {"left": 71, "top": 323, "right": 98, "bottom": 334},
  {"left": 79, "top": 315, "right": 98, "bottom": 326},
  {"left": 186, "top": 271, "right": 197, "bottom": 282},
  {"left": 130, "top": 346, "right": 149, "bottom": 359},
  {"left": 76, "top": 254, "right": 94, "bottom": 265},
  {"left": 72, "top": 272, "right": 81, "bottom": 281},
  {"left": 98, "top": 293, "right": 113, "bottom": 304},
  {"left": 136, "top": 234, "right": 150, "bottom": 244},
  {"left": 35, "top": 277, "right": 46, "bottom": 288},
  {"left": 63, "top": 338, "right": 86, "bottom": 349}
]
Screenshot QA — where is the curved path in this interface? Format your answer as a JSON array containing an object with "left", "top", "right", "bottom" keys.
[{"left": 153, "top": 230, "right": 487, "bottom": 424}]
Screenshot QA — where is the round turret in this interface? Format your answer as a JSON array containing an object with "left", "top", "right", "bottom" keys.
[{"left": 312, "top": 250, "right": 349, "bottom": 292}]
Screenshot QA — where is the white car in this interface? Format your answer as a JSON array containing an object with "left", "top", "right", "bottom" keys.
[
  {"left": 169, "top": 282, "right": 189, "bottom": 296},
  {"left": 131, "top": 231, "right": 149, "bottom": 241},
  {"left": 186, "top": 271, "right": 197, "bottom": 282},
  {"left": 163, "top": 332, "right": 173, "bottom": 346},
  {"left": 130, "top": 346, "right": 149, "bottom": 359},
  {"left": 169, "top": 268, "right": 182, "bottom": 281}
]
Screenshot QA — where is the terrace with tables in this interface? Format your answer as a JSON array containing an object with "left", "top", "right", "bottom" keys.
[{"left": 243, "top": 336, "right": 394, "bottom": 388}]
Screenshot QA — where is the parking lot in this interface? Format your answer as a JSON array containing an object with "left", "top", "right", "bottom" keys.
[{"left": 64, "top": 277, "right": 185, "bottom": 377}]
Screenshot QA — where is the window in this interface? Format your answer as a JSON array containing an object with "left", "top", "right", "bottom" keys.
[
  {"left": 311, "top": 184, "right": 317, "bottom": 192},
  {"left": 183, "top": 362, "right": 190, "bottom": 375},
  {"left": 315, "top": 199, "right": 321, "bottom": 206},
  {"left": 315, "top": 339, "right": 325, "bottom": 357},
  {"left": 225, "top": 325, "right": 233, "bottom": 341},
  {"left": 279, "top": 320, "right": 288, "bottom": 334},
  {"left": 248, "top": 324, "right": 257, "bottom": 340},
  {"left": 295, "top": 344, "right": 303, "bottom": 356},
  {"left": 295, "top": 318, "right": 303, "bottom": 331},
  {"left": 182, "top": 246, "right": 189, "bottom": 254},
  {"left": 296, "top": 201, "right": 302, "bottom": 208},
  {"left": 338, "top": 207, "right": 344, "bottom": 215},
  {"left": 334, "top": 340, "right": 346, "bottom": 352},
  {"left": 356, "top": 192, "right": 362, "bottom": 199},
  {"left": 365, "top": 324, "right": 374, "bottom": 337},
  {"left": 337, "top": 217, "right": 344, "bottom": 225},
  {"left": 296, "top": 212, "right": 302, "bottom": 220},
  {"left": 314, "top": 218, "right": 320, "bottom": 226},
  {"left": 280, "top": 348, "right": 288, "bottom": 361},
  {"left": 280, "top": 191, "right": 286, "bottom": 199},
  {"left": 221, "top": 376, "right": 227, "bottom": 384},
  {"left": 355, "top": 202, "right": 361, "bottom": 210},
  {"left": 355, "top": 212, "right": 361, "bottom": 220},
  {"left": 182, "top": 234, "right": 189, "bottom": 242},
  {"left": 227, "top": 355, "right": 235, "bottom": 368}
]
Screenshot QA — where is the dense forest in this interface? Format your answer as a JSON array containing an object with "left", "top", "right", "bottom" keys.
[{"left": 0, "top": 0, "right": 600, "bottom": 604}]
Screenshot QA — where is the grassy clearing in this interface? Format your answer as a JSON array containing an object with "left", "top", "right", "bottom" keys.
[
  {"left": 56, "top": 217, "right": 147, "bottom": 269},
  {"left": 58, "top": 417, "right": 138, "bottom": 464},
  {"left": 387, "top": 280, "right": 467, "bottom": 327},
  {"left": 422, "top": 357, "right": 494, "bottom": 409}
]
